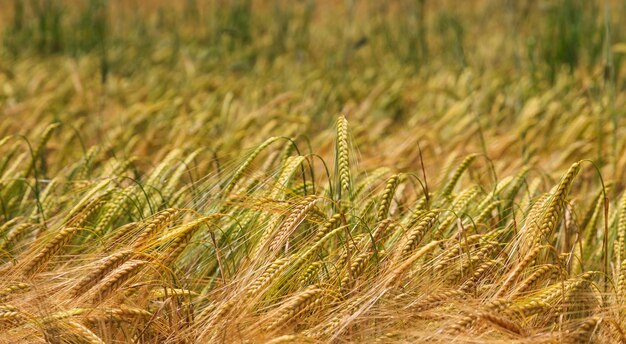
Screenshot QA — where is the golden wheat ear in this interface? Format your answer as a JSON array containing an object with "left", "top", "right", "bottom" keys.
[{"left": 337, "top": 115, "right": 351, "bottom": 197}]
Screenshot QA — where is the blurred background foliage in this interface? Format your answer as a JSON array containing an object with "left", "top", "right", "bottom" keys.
[
  {"left": 1, "top": 0, "right": 624, "bottom": 83},
  {"left": 1, "top": 0, "right": 626, "bottom": 182}
]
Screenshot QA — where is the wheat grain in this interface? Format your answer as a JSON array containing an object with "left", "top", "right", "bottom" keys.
[
  {"left": 440, "top": 154, "right": 478, "bottom": 199},
  {"left": 23, "top": 226, "right": 82, "bottom": 275},
  {"left": 269, "top": 196, "right": 318, "bottom": 252},
  {"left": 337, "top": 115, "right": 350, "bottom": 196},
  {"left": 131, "top": 208, "right": 180, "bottom": 250},
  {"left": 400, "top": 211, "right": 438, "bottom": 258},
  {"left": 67, "top": 320, "right": 106, "bottom": 344},
  {"left": 265, "top": 285, "right": 323, "bottom": 331},
  {"left": 376, "top": 174, "right": 400, "bottom": 222},
  {"left": 91, "top": 259, "right": 148, "bottom": 301},
  {"left": 71, "top": 250, "right": 133, "bottom": 297}
]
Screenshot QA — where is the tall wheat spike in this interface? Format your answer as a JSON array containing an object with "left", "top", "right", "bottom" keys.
[{"left": 337, "top": 116, "right": 350, "bottom": 193}]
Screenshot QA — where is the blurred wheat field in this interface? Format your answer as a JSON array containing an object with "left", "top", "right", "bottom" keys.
[{"left": 2, "top": 1, "right": 626, "bottom": 343}]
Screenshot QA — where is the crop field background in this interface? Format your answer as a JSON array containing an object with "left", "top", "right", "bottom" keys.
[{"left": 2, "top": 0, "right": 626, "bottom": 343}]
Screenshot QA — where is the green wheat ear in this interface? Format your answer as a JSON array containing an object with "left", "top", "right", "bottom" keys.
[
  {"left": 440, "top": 154, "right": 478, "bottom": 199},
  {"left": 222, "top": 136, "right": 280, "bottom": 197}
]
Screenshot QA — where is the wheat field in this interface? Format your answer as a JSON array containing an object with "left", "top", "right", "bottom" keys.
[{"left": 2, "top": 1, "right": 626, "bottom": 343}]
